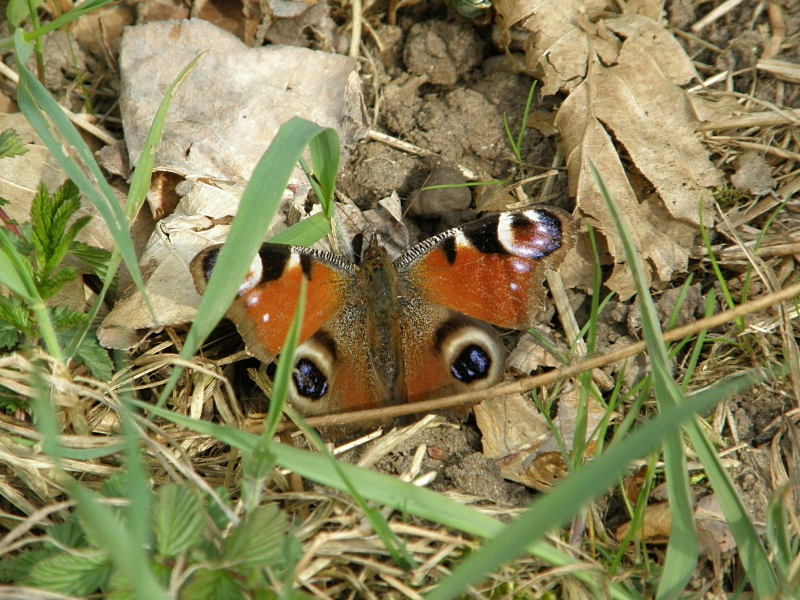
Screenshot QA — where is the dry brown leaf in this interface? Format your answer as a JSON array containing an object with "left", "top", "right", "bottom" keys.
[
  {"left": 493, "top": 0, "right": 608, "bottom": 95},
  {"left": 556, "top": 15, "right": 725, "bottom": 296},
  {"left": 477, "top": 385, "right": 613, "bottom": 490},
  {"left": 614, "top": 501, "right": 672, "bottom": 543},
  {"left": 119, "top": 19, "right": 367, "bottom": 219},
  {"left": 614, "top": 493, "right": 735, "bottom": 557},
  {"left": 494, "top": 3, "right": 732, "bottom": 297},
  {"left": 731, "top": 151, "right": 776, "bottom": 197}
]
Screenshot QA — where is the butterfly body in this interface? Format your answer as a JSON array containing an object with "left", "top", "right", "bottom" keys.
[{"left": 191, "top": 207, "right": 576, "bottom": 428}]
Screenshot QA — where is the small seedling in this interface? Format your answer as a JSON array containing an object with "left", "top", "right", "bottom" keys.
[{"left": 0, "top": 179, "right": 114, "bottom": 404}]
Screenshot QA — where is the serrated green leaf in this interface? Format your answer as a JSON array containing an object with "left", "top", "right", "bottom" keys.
[
  {"left": 0, "top": 295, "right": 32, "bottom": 335},
  {"left": 45, "top": 214, "right": 90, "bottom": 276},
  {"left": 73, "top": 329, "right": 114, "bottom": 381},
  {"left": 51, "top": 306, "right": 89, "bottom": 331},
  {"left": 25, "top": 550, "right": 111, "bottom": 595},
  {"left": 106, "top": 562, "right": 172, "bottom": 600},
  {"left": 29, "top": 180, "right": 86, "bottom": 279},
  {"left": 182, "top": 568, "right": 243, "bottom": 600},
  {"left": 0, "top": 320, "right": 18, "bottom": 349},
  {"left": 206, "top": 487, "right": 233, "bottom": 532},
  {"left": 0, "top": 128, "right": 28, "bottom": 159},
  {"left": 153, "top": 484, "right": 205, "bottom": 557},
  {"left": 48, "top": 515, "right": 86, "bottom": 548},
  {"left": 36, "top": 266, "right": 77, "bottom": 301},
  {"left": 223, "top": 504, "right": 286, "bottom": 571},
  {"left": 0, "top": 548, "right": 54, "bottom": 582},
  {"left": 70, "top": 240, "right": 114, "bottom": 286}
]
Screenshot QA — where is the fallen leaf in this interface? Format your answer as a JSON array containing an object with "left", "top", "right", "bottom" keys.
[
  {"left": 731, "top": 151, "right": 776, "bottom": 197},
  {"left": 119, "top": 19, "right": 368, "bottom": 219},
  {"left": 493, "top": 3, "right": 735, "bottom": 297}
]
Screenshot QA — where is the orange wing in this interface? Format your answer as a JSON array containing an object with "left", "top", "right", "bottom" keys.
[
  {"left": 191, "top": 243, "right": 355, "bottom": 363},
  {"left": 396, "top": 208, "right": 576, "bottom": 330}
]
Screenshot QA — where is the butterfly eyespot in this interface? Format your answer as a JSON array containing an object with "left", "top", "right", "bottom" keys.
[
  {"left": 292, "top": 358, "right": 329, "bottom": 400},
  {"left": 449, "top": 344, "right": 493, "bottom": 383}
]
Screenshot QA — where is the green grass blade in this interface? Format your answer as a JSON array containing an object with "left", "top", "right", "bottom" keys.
[
  {"left": 308, "top": 129, "right": 340, "bottom": 218},
  {"left": 0, "top": 227, "right": 63, "bottom": 359},
  {"left": 156, "top": 119, "right": 338, "bottom": 409},
  {"left": 269, "top": 212, "right": 332, "bottom": 245},
  {"left": 69, "top": 484, "right": 169, "bottom": 600},
  {"left": 590, "top": 162, "right": 779, "bottom": 597},
  {"left": 27, "top": 363, "right": 167, "bottom": 599},
  {"left": 264, "top": 280, "right": 306, "bottom": 439},
  {"left": 22, "top": 0, "right": 115, "bottom": 40},
  {"left": 0, "top": 227, "right": 37, "bottom": 303},
  {"left": 588, "top": 162, "right": 698, "bottom": 599},
  {"left": 64, "top": 54, "right": 202, "bottom": 360},
  {"left": 13, "top": 32, "right": 148, "bottom": 315},
  {"left": 131, "top": 399, "right": 634, "bottom": 597},
  {"left": 424, "top": 368, "right": 763, "bottom": 600}
]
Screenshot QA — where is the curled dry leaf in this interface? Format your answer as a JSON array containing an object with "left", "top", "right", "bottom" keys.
[
  {"left": 614, "top": 493, "right": 736, "bottom": 559},
  {"left": 98, "top": 178, "right": 250, "bottom": 349},
  {"left": 476, "top": 386, "right": 614, "bottom": 491},
  {"left": 494, "top": 1, "right": 738, "bottom": 297}
]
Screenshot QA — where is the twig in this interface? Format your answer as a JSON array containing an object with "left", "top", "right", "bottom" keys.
[
  {"left": 349, "top": 0, "right": 362, "bottom": 60},
  {"left": 368, "top": 130, "right": 479, "bottom": 181},
  {"left": 761, "top": 2, "right": 787, "bottom": 61},
  {"left": 697, "top": 108, "right": 800, "bottom": 131},
  {"left": 691, "top": 0, "right": 747, "bottom": 33}
]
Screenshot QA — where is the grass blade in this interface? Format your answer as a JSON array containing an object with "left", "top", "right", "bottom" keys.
[
  {"left": 156, "top": 119, "right": 339, "bottom": 408},
  {"left": 14, "top": 32, "right": 148, "bottom": 316},
  {"left": 424, "top": 369, "right": 762, "bottom": 600},
  {"left": 588, "top": 162, "right": 698, "bottom": 599},
  {"left": 64, "top": 54, "right": 203, "bottom": 360},
  {"left": 589, "top": 162, "right": 778, "bottom": 597}
]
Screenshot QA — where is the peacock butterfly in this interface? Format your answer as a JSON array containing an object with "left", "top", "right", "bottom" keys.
[{"left": 191, "top": 207, "right": 576, "bottom": 427}]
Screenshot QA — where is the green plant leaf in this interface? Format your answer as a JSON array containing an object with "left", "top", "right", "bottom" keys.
[
  {"left": 70, "top": 240, "right": 114, "bottom": 286},
  {"left": 49, "top": 515, "right": 87, "bottom": 548},
  {"left": 37, "top": 267, "right": 78, "bottom": 301},
  {"left": 51, "top": 307, "right": 89, "bottom": 331},
  {"left": 6, "top": 0, "right": 45, "bottom": 27},
  {"left": 70, "top": 484, "right": 169, "bottom": 600},
  {"left": 25, "top": 550, "right": 111, "bottom": 596},
  {"left": 0, "top": 227, "right": 38, "bottom": 303},
  {"left": 0, "top": 548, "right": 54, "bottom": 582},
  {"left": 0, "top": 294, "right": 32, "bottom": 336},
  {"left": 183, "top": 568, "right": 244, "bottom": 600},
  {"left": 223, "top": 504, "right": 286, "bottom": 571},
  {"left": 0, "top": 128, "right": 28, "bottom": 159},
  {"left": 29, "top": 180, "right": 84, "bottom": 277},
  {"left": 0, "top": 320, "right": 19, "bottom": 348},
  {"left": 153, "top": 484, "right": 205, "bottom": 557},
  {"left": 72, "top": 329, "right": 114, "bottom": 381},
  {"left": 268, "top": 212, "right": 331, "bottom": 246},
  {"left": 14, "top": 31, "right": 149, "bottom": 319}
]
